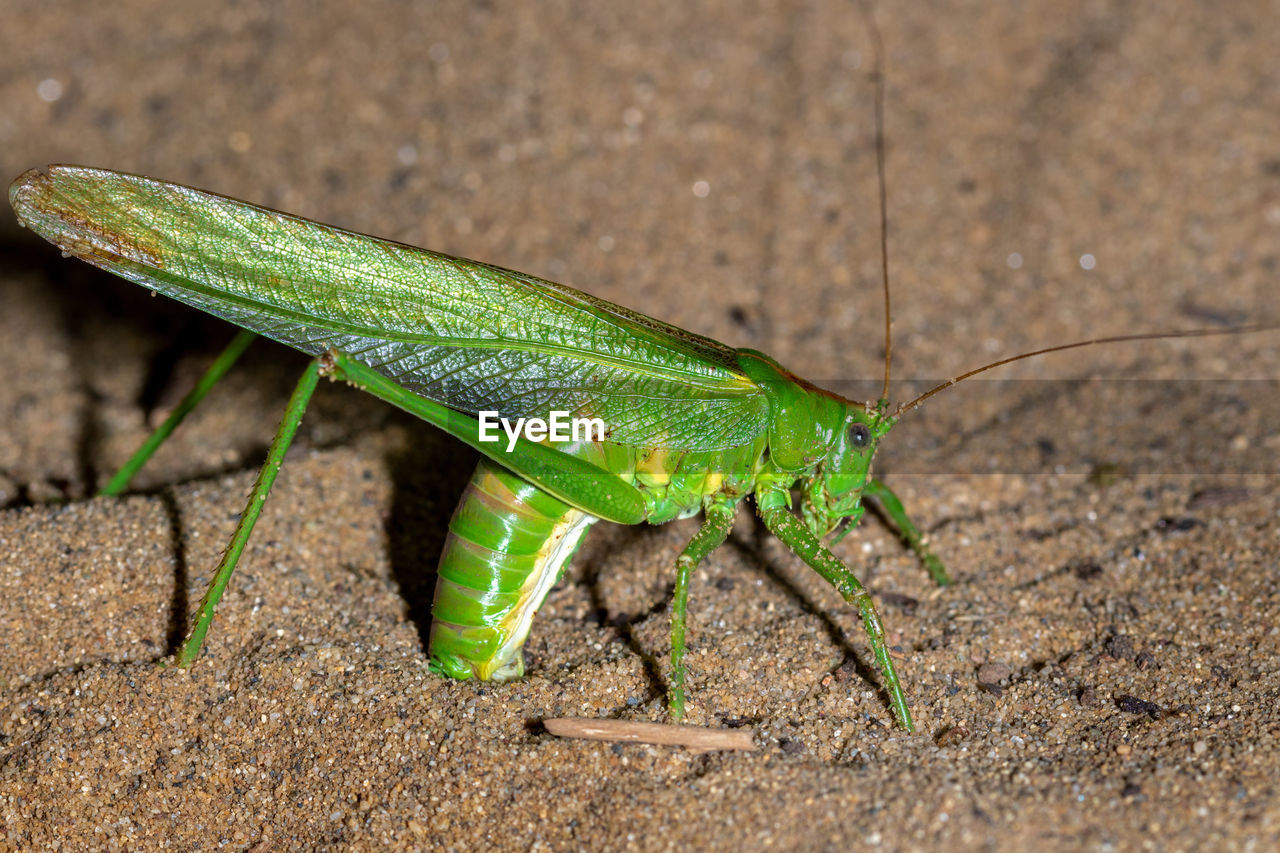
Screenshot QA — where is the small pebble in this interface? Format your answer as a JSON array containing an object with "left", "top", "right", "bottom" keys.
[{"left": 977, "top": 663, "right": 1012, "bottom": 696}]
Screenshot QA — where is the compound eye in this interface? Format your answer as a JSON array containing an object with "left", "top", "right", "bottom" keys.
[{"left": 849, "top": 422, "right": 872, "bottom": 449}]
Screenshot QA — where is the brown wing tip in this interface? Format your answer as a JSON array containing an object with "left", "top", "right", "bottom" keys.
[
  {"left": 9, "top": 164, "right": 166, "bottom": 269},
  {"left": 8, "top": 166, "right": 55, "bottom": 224}
]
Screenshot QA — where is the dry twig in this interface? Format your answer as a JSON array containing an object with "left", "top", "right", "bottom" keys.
[{"left": 543, "top": 718, "right": 756, "bottom": 753}]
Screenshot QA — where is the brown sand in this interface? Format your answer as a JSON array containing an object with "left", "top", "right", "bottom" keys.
[{"left": 2, "top": 1, "right": 1278, "bottom": 849}]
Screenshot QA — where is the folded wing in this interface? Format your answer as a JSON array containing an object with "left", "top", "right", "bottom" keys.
[{"left": 12, "top": 166, "right": 768, "bottom": 452}]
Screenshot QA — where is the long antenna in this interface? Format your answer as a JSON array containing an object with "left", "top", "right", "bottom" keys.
[
  {"left": 894, "top": 325, "right": 1280, "bottom": 416},
  {"left": 860, "top": 0, "right": 893, "bottom": 405}
]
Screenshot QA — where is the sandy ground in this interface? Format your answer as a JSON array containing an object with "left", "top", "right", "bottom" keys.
[{"left": 1, "top": 1, "right": 1278, "bottom": 850}]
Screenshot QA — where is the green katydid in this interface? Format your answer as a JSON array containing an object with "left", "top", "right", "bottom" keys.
[
  {"left": 12, "top": 164, "right": 1253, "bottom": 733},
  {"left": 9, "top": 158, "right": 932, "bottom": 725}
]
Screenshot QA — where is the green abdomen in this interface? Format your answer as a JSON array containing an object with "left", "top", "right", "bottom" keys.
[{"left": 428, "top": 458, "right": 596, "bottom": 681}]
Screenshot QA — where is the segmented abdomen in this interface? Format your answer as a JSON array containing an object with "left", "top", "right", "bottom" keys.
[{"left": 428, "top": 457, "right": 596, "bottom": 681}]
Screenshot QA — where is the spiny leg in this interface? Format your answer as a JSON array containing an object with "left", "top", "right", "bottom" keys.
[
  {"left": 757, "top": 494, "right": 914, "bottom": 731},
  {"left": 863, "top": 478, "right": 950, "bottom": 586},
  {"left": 100, "top": 329, "right": 257, "bottom": 496},
  {"left": 668, "top": 503, "right": 736, "bottom": 720},
  {"left": 174, "top": 357, "right": 321, "bottom": 666}
]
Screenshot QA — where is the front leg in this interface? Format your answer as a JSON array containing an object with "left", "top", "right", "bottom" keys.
[
  {"left": 756, "top": 487, "right": 914, "bottom": 731},
  {"left": 864, "top": 478, "right": 951, "bottom": 586},
  {"left": 668, "top": 502, "right": 736, "bottom": 720}
]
